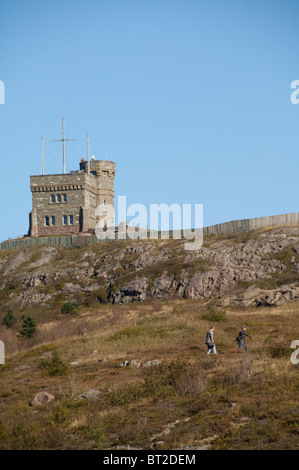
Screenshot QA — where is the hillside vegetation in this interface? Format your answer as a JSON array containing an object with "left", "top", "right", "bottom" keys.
[{"left": 0, "top": 227, "right": 298, "bottom": 449}]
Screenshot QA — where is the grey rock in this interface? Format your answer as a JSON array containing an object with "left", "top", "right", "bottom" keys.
[
  {"left": 61, "top": 283, "right": 82, "bottom": 293},
  {"left": 119, "top": 359, "right": 140, "bottom": 368},
  {"left": 110, "top": 278, "right": 148, "bottom": 304},
  {"left": 143, "top": 360, "right": 162, "bottom": 367},
  {"left": 31, "top": 391, "right": 55, "bottom": 406},
  {"left": 78, "top": 389, "right": 102, "bottom": 400},
  {"left": 119, "top": 360, "right": 130, "bottom": 367},
  {"left": 18, "top": 291, "right": 53, "bottom": 308},
  {"left": 98, "top": 357, "right": 109, "bottom": 363},
  {"left": 4, "top": 250, "right": 32, "bottom": 275},
  {"left": 15, "top": 364, "right": 30, "bottom": 371},
  {"left": 22, "top": 273, "right": 48, "bottom": 290},
  {"left": 128, "top": 360, "right": 141, "bottom": 368},
  {"left": 27, "top": 247, "right": 57, "bottom": 269}
]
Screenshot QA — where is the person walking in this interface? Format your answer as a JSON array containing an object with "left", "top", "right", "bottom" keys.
[
  {"left": 206, "top": 326, "right": 217, "bottom": 355},
  {"left": 237, "top": 325, "right": 253, "bottom": 352}
]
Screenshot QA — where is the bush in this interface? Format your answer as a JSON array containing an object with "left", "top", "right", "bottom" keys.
[
  {"left": 61, "top": 302, "right": 77, "bottom": 315},
  {"left": 200, "top": 310, "right": 228, "bottom": 323},
  {"left": 104, "top": 384, "right": 144, "bottom": 407},
  {"left": 143, "top": 360, "right": 206, "bottom": 398},
  {"left": 107, "top": 325, "right": 147, "bottom": 341},
  {"left": 221, "top": 355, "right": 254, "bottom": 385},
  {"left": 18, "top": 315, "right": 37, "bottom": 339},
  {"left": 1, "top": 309, "right": 16, "bottom": 328},
  {"left": 39, "top": 351, "right": 68, "bottom": 377},
  {"left": 267, "top": 346, "right": 291, "bottom": 359}
]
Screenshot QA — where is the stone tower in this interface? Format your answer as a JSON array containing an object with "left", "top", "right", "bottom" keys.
[{"left": 29, "top": 159, "right": 116, "bottom": 237}]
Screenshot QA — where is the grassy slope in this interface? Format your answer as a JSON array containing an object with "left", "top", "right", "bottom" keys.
[{"left": 0, "top": 298, "right": 298, "bottom": 450}]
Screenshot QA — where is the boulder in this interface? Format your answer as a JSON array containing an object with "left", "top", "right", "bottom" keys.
[
  {"left": 98, "top": 357, "right": 109, "bottom": 363},
  {"left": 129, "top": 360, "right": 141, "bottom": 368},
  {"left": 31, "top": 391, "right": 55, "bottom": 406},
  {"left": 109, "top": 278, "right": 148, "bottom": 304},
  {"left": 61, "top": 283, "right": 82, "bottom": 293},
  {"left": 78, "top": 389, "right": 101, "bottom": 400},
  {"left": 119, "top": 359, "right": 141, "bottom": 368},
  {"left": 143, "top": 360, "right": 162, "bottom": 367}
]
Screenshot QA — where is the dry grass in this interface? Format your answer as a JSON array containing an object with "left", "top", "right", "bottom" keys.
[{"left": 0, "top": 298, "right": 298, "bottom": 450}]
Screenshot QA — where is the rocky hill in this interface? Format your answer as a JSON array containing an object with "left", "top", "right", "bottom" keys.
[
  {"left": 0, "top": 226, "right": 298, "bottom": 450},
  {"left": 1, "top": 226, "right": 299, "bottom": 312}
]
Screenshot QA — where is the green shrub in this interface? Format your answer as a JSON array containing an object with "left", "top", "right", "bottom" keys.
[
  {"left": 104, "top": 384, "right": 144, "bottom": 407},
  {"left": 18, "top": 315, "right": 37, "bottom": 339},
  {"left": 267, "top": 346, "right": 291, "bottom": 359},
  {"left": 61, "top": 302, "right": 77, "bottom": 315},
  {"left": 200, "top": 310, "right": 228, "bottom": 323},
  {"left": 107, "top": 325, "right": 147, "bottom": 341},
  {"left": 1, "top": 309, "right": 16, "bottom": 328},
  {"left": 39, "top": 351, "right": 68, "bottom": 376}
]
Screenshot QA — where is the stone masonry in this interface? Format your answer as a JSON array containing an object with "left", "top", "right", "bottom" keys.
[{"left": 29, "top": 159, "right": 115, "bottom": 237}]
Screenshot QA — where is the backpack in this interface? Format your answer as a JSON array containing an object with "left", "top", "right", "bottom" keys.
[
  {"left": 236, "top": 331, "right": 242, "bottom": 342},
  {"left": 205, "top": 331, "right": 212, "bottom": 345}
]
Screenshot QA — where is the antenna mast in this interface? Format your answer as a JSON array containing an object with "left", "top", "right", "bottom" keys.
[
  {"left": 42, "top": 136, "right": 44, "bottom": 175},
  {"left": 51, "top": 116, "right": 77, "bottom": 174},
  {"left": 87, "top": 133, "right": 90, "bottom": 175}
]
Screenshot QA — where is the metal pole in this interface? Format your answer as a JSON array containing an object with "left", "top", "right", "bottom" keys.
[
  {"left": 62, "top": 116, "right": 65, "bottom": 174},
  {"left": 51, "top": 117, "right": 77, "bottom": 174},
  {"left": 42, "top": 136, "right": 44, "bottom": 175},
  {"left": 87, "top": 133, "right": 90, "bottom": 174}
]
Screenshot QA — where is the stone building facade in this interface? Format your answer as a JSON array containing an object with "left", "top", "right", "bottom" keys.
[{"left": 29, "top": 159, "right": 116, "bottom": 237}]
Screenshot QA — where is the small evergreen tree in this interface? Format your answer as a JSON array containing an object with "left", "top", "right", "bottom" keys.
[
  {"left": 2, "top": 309, "right": 16, "bottom": 328},
  {"left": 18, "top": 315, "right": 37, "bottom": 339},
  {"left": 61, "top": 301, "right": 77, "bottom": 315}
]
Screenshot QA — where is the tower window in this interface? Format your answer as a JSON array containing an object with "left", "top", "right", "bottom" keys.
[
  {"left": 51, "top": 216, "right": 55, "bottom": 226},
  {"left": 103, "top": 199, "right": 107, "bottom": 206},
  {"left": 63, "top": 194, "right": 67, "bottom": 202},
  {"left": 63, "top": 215, "right": 68, "bottom": 225},
  {"left": 45, "top": 216, "right": 50, "bottom": 226},
  {"left": 50, "top": 195, "right": 55, "bottom": 203},
  {"left": 69, "top": 215, "right": 73, "bottom": 225},
  {"left": 56, "top": 194, "right": 61, "bottom": 203}
]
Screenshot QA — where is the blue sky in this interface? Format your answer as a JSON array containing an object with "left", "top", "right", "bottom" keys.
[{"left": 0, "top": 0, "right": 298, "bottom": 241}]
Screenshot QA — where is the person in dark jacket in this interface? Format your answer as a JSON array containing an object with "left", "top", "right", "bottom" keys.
[
  {"left": 237, "top": 325, "right": 253, "bottom": 351},
  {"left": 206, "top": 326, "right": 217, "bottom": 355}
]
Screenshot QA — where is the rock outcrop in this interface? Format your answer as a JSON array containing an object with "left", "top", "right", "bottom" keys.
[{"left": 1, "top": 227, "right": 299, "bottom": 309}]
